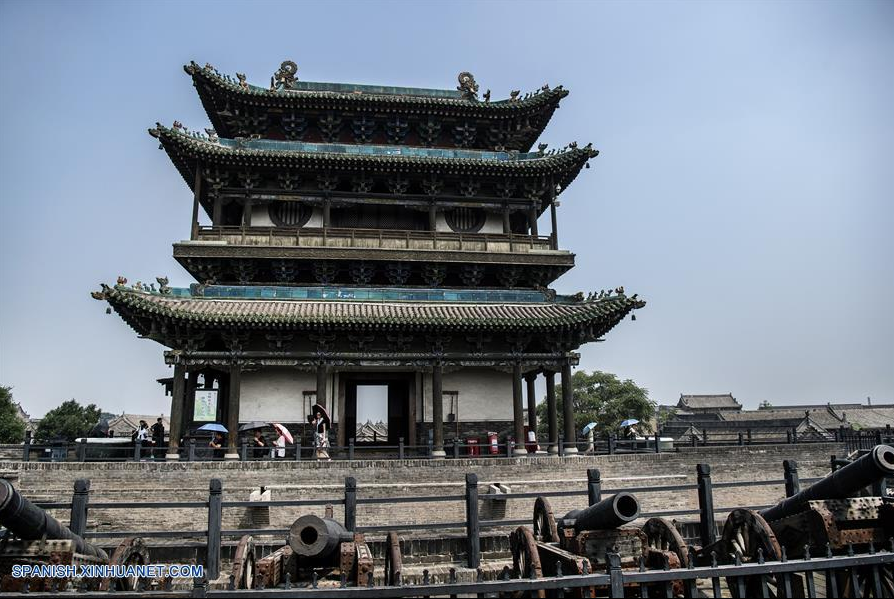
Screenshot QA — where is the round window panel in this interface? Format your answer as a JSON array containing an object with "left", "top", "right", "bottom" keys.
[
  {"left": 269, "top": 202, "right": 311, "bottom": 227},
  {"left": 445, "top": 207, "right": 485, "bottom": 233}
]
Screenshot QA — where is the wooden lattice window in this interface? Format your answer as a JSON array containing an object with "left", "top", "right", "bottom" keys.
[
  {"left": 269, "top": 202, "right": 312, "bottom": 227},
  {"left": 445, "top": 207, "right": 485, "bottom": 233}
]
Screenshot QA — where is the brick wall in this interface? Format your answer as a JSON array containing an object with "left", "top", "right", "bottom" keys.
[{"left": 0, "top": 443, "right": 845, "bottom": 539}]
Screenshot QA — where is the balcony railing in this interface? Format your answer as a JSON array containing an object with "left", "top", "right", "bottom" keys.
[{"left": 193, "top": 226, "right": 557, "bottom": 253}]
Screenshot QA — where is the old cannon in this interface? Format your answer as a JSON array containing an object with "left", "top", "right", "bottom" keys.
[
  {"left": 693, "top": 444, "right": 894, "bottom": 597},
  {"left": 511, "top": 491, "right": 689, "bottom": 597},
  {"left": 231, "top": 508, "right": 373, "bottom": 589},
  {"left": 0, "top": 479, "right": 150, "bottom": 592}
]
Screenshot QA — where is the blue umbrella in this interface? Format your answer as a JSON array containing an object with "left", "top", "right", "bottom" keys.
[
  {"left": 619, "top": 419, "right": 639, "bottom": 428},
  {"left": 197, "top": 423, "right": 228, "bottom": 433},
  {"left": 581, "top": 422, "right": 598, "bottom": 436}
]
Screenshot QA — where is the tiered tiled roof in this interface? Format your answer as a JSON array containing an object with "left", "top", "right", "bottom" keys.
[
  {"left": 185, "top": 61, "right": 569, "bottom": 148},
  {"left": 677, "top": 394, "right": 742, "bottom": 411},
  {"left": 94, "top": 283, "right": 644, "bottom": 336},
  {"left": 150, "top": 124, "right": 597, "bottom": 194}
]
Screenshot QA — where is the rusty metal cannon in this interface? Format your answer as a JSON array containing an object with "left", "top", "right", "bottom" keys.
[
  {"left": 0, "top": 479, "right": 150, "bottom": 592},
  {"left": 693, "top": 444, "right": 894, "bottom": 597},
  {"left": 231, "top": 508, "right": 373, "bottom": 589},
  {"left": 510, "top": 491, "right": 690, "bottom": 597}
]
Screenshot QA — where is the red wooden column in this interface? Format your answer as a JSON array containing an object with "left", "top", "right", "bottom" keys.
[
  {"left": 225, "top": 363, "right": 241, "bottom": 460},
  {"left": 166, "top": 364, "right": 186, "bottom": 461}
]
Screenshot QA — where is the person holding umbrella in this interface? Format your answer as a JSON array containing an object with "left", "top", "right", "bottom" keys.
[
  {"left": 310, "top": 405, "right": 331, "bottom": 461},
  {"left": 270, "top": 422, "right": 293, "bottom": 459}
]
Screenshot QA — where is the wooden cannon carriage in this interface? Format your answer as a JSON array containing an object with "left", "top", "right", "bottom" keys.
[
  {"left": 692, "top": 444, "right": 894, "bottom": 597},
  {"left": 0, "top": 479, "right": 151, "bottom": 592},
  {"left": 231, "top": 509, "right": 373, "bottom": 589}
]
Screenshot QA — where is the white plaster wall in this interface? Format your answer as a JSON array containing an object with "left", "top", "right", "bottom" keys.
[
  {"left": 435, "top": 212, "right": 503, "bottom": 234},
  {"left": 240, "top": 368, "right": 317, "bottom": 423},
  {"left": 252, "top": 205, "right": 323, "bottom": 228},
  {"left": 420, "top": 367, "right": 513, "bottom": 422}
]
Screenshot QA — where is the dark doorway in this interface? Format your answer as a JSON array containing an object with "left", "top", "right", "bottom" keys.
[{"left": 344, "top": 374, "right": 412, "bottom": 445}]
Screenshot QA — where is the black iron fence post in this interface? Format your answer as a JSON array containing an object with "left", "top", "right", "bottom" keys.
[
  {"left": 399, "top": 437, "right": 404, "bottom": 460},
  {"left": 453, "top": 440, "right": 460, "bottom": 459},
  {"left": 703, "top": 428, "right": 708, "bottom": 446},
  {"left": 295, "top": 441, "right": 302, "bottom": 461},
  {"left": 240, "top": 442, "right": 247, "bottom": 461},
  {"left": 587, "top": 468, "right": 602, "bottom": 505},
  {"left": 607, "top": 552, "right": 624, "bottom": 598},
  {"left": 69, "top": 479, "right": 90, "bottom": 537},
  {"left": 654, "top": 431, "right": 660, "bottom": 453},
  {"left": 738, "top": 432, "right": 744, "bottom": 446},
  {"left": 465, "top": 473, "right": 480, "bottom": 569},
  {"left": 77, "top": 439, "right": 87, "bottom": 462},
  {"left": 349, "top": 438, "right": 355, "bottom": 461},
  {"left": 206, "top": 479, "right": 222, "bottom": 581},
  {"left": 558, "top": 434, "right": 564, "bottom": 457},
  {"left": 188, "top": 439, "right": 196, "bottom": 462},
  {"left": 22, "top": 430, "right": 31, "bottom": 462},
  {"left": 783, "top": 460, "right": 800, "bottom": 497},
  {"left": 696, "top": 463, "right": 717, "bottom": 546},
  {"left": 133, "top": 440, "right": 142, "bottom": 462},
  {"left": 608, "top": 434, "right": 616, "bottom": 455},
  {"left": 786, "top": 430, "right": 793, "bottom": 444},
  {"left": 344, "top": 476, "right": 357, "bottom": 532},
  {"left": 507, "top": 440, "right": 514, "bottom": 458}
]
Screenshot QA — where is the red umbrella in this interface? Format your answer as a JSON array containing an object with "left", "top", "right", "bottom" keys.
[
  {"left": 269, "top": 423, "right": 294, "bottom": 444},
  {"left": 311, "top": 404, "right": 331, "bottom": 428}
]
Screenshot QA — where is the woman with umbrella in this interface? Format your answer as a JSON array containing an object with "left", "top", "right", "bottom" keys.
[{"left": 310, "top": 404, "right": 331, "bottom": 461}]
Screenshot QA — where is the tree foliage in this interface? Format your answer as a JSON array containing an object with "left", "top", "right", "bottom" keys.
[
  {"left": 34, "top": 399, "right": 103, "bottom": 442},
  {"left": 0, "top": 386, "right": 26, "bottom": 443},
  {"left": 536, "top": 370, "right": 655, "bottom": 439}
]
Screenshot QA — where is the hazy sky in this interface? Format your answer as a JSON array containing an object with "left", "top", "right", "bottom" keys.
[{"left": 1, "top": 0, "right": 892, "bottom": 418}]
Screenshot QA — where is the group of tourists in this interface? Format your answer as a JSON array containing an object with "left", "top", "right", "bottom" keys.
[
  {"left": 131, "top": 418, "right": 165, "bottom": 446},
  {"left": 244, "top": 406, "right": 330, "bottom": 460}
]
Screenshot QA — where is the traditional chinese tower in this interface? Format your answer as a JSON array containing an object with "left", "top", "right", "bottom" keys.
[{"left": 94, "top": 60, "right": 644, "bottom": 460}]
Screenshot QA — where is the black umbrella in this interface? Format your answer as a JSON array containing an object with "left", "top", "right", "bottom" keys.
[
  {"left": 311, "top": 404, "right": 331, "bottom": 428},
  {"left": 239, "top": 422, "right": 268, "bottom": 432}
]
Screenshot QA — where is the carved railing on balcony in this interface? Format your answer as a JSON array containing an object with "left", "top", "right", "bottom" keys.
[{"left": 193, "top": 226, "right": 557, "bottom": 253}]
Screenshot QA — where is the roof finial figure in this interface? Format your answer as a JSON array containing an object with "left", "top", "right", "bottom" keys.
[
  {"left": 457, "top": 72, "right": 479, "bottom": 100},
  {"left": 273, "top": 60, "right": 298, "bottom": 90},
  {"left": 509, "top": 90, "right": 520, "bottom": 102},
  {"left": 236, "top": 73, "right": 248, "bottom": 90}
]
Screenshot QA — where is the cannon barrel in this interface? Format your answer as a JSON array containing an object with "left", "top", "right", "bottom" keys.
[
  {"left": 0, "top": 478, "right": 108, "bottom": 561},
  {"left": 761, "top": 444, "right": 894, "bottom": 522},
  {"left": 288, "top": 514, "right": 353, "bottom": 559},
  {"left": 562, "top": 492, "right": 640, "bottom": 533}
]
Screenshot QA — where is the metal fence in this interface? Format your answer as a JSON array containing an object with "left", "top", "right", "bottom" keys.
[{"left": 10, "top": 426, "right": 889, "bottom": 463}]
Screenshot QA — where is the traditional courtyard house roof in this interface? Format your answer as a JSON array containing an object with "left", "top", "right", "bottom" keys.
[
  {"left": 676, "top": 393, "right": 742, "bottom": 412},
  {"left": 94, "top": 60, "right": 642, "bottom": 459},
  {"left": 185, "top": 61, "right": 569, "bottom": 151}
]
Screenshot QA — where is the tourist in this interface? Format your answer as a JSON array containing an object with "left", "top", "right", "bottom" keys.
[
  {"left": 151, "top": 417, "right": 165, "bottom": 447},
  {"left": 209, "top": 432, "right": 224, "bottom": 449},
  {"left": 314, "top": 409, "right": 330, "bottom": 461},
  {"left": 252, "top": 430, "right": 267, "bottom": 459},
  {"left": 273, "top": 431, "right": 286, "bottom": 459},
  {"left": 136, "top": 420, "right": 150, "bottom": 442}
]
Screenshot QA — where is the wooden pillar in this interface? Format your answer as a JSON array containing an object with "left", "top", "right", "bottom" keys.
[
  {"left": 167, "top": 364, "right": 186, "bottom": 460},
  {"left": 316, "top": 363, "right": 328, "bottom": 411},
  {"left": 429, "top": 203, "right": 437, "bottom": 232},
  {"left": 562, "top": 360, "right": 578, "bottom": 454},
  {"left": 322, "top": 198, "right": 331, "bottom": 228},
  {"left": 546, "top": 370, "right": 558, "bottom": 454},
  {"left": 336, "top": 375, "right": 346, "bottom": 449},
  {"left": 550, "top": 198, "right": 558, "bottom": 249},
  {"left": 191, "top": 163, "right": 202, "bottom": 240},
  {"left": 212, "top": 195, "right": 222, "bottom": 227},
  {"left": 528, "top": 205, "right": 539, "bottom": 236},
  {"left": 502, "top": 204, "right": 511, "bottom": 234},
  {"left": 431, "top": 362, "right": 445, "bottom": 457},
  {"left": 512, "top": 362, "right": 526, "bottom": 456},
  {"left": 242, "top": 199, "right": 253, "bottom": 227},
  {"left": 225, "top": 364, "right": 241, "bottom": 460},
  {"left": 525, "top": 372, "right": 538, "bottom": 440}
]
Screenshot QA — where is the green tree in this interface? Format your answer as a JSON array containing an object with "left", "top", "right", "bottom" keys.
[
  {"left": 0, "top": 386, "right": 27, "bottom": 443},
  {"left": 34, "top": 399, "right": 103, "bottom": 442},
  {"left": 536, "top": 370, "right": 655, "bottom": 440}
]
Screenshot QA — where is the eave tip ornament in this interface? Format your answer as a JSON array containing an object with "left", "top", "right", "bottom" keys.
[
  {"left": 457, "top": 72, "right": 479, "bottom": 100},
  {"left": 272, "top": 60, "right": 298, "bottom": 90}
]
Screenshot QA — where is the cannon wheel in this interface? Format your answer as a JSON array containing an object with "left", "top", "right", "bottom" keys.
[
  {"left": 100, "top": 537, "right": 151, "bottom": 591},
  {"left": 722, "top": 509, "right": 804, "bottom": 598},
  {"left": 533, "top": 496, "right": 558, "bottom": 543},
  {"left": 231, "top": 535, "right": 256, "bottom": 590},
  {"left": 383, "top": 532, "right": 403, "bottom": 586},
  {"left": 834, "top": 564, "right": 894, "bottom": 598},
  {"left": 509, "top": 526, "right": 545, "bottom": 598},
  {"left": 643, "top": 517, "right": 689, "bottom": 567}
]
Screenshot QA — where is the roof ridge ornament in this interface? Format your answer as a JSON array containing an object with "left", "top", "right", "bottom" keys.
[
  {"left": 272, "top": 60, "right": 298, "bottom": 91},
  {"left": 457, "top": 72, "right": 479, "bottom": 100}
]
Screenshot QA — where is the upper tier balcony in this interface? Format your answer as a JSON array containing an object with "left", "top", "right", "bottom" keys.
[{"left": 193, "top": 225, "right": 557, "bottom": 253}]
